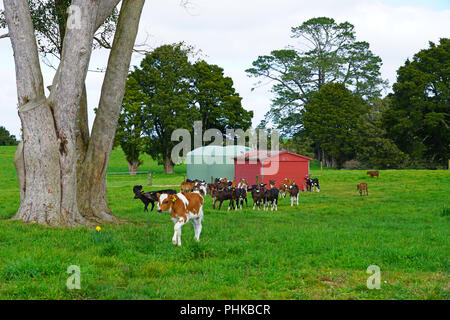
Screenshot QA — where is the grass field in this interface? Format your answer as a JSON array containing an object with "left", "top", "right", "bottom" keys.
[{"left": 0, "top": 146, "right": 448, "bottom": 299}]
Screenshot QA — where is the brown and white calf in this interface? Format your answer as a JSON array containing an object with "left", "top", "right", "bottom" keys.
[
  {"left": 156, "top": 192, "right": 204, "bottom": 246},
  {"left": 279, "top": 178, "right": 295, "bottom": 198},
  {"left": 237, "top": 178, "right": 248, "bottom": 191}
]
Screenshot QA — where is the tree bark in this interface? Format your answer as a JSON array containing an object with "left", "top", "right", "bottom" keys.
[
  {"left": 127, "top": 160, "right": 141, "bottom": 175},
  {"left": 14, "top": 142, "right": 26, "bottom": 202},
  {"left": 76, "top": 85, "right": 90, "bottom": 168},
  {"left": 14, "top": 98, "right": 65, "bottom": 226},
  {"left": 164, "top": 157, "right": 175, "bottom": 174}
]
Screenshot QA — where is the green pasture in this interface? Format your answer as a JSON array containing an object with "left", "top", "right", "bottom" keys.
[{"left": 0, "top": 146, "right": 448, "bottom": 299}]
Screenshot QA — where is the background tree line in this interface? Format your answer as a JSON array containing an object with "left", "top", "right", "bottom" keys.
[
  {"left": 0, "top": 126, "right": 18, "bottom": 146},
  {"left": 247, "top": 17, "right": 449, "bottom": 169}
]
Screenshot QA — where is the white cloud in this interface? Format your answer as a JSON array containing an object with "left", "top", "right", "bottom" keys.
[{"left": 0, "top": 0, "right": 449, "bottom": 137}]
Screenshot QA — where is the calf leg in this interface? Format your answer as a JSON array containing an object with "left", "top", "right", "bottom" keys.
[
  {"left": 192, "top": 218, "right": 202, "bottom": 242},
  {"left": 172, "top": 219, "right": 184, "bottom": 246},
  {"left": 173, "top": 219, "right": 185, "bottom": 246}
]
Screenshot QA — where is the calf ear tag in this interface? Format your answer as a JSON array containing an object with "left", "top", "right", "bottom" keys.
[{"left": 172, "top": 196, "right": 177, "bottom": 203}]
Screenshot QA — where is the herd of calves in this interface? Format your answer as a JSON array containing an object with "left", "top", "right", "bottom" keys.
[
  {"left": 132, "top": 180, "right": 316, "bottom": 247},
  {"left": 133, "top": 177, "right": 321, "bottom": 214},
  {"left": 133, "top": 170, "right": 379, "bottom": 213},
  {"left": 132, "top": 171, "right": 378, "bottom": 246}
]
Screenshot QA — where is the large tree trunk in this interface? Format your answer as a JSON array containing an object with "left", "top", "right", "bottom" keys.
[
  {"left": 45, "top": 0, "right": 99, "bottom": 226},
  {"left": 4, "top": 0, "right": 65, "bottom": 225},
  {"left": 77, "top": 0, "right": 145, "bottom": 223},
  {"left": 6, "top": 0, "right": 145, "bottom": 227}
]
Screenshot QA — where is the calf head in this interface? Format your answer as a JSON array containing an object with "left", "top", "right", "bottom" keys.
[
  {"left": 133, "top": 185, "right": 144, "bottom": 198},
  {"left": 156, "top": 193, "right": 177, "bottom": 213}
]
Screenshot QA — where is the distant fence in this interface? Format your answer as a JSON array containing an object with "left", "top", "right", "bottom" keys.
[
  {"left": 106, "top": 171, "right": 151, "bottom": 188},
  {"left": 106, "top": 171, "right": 180, "bottom": 188}
]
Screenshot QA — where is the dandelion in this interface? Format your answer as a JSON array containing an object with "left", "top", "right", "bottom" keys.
[{"left": 96, "top": 226, "right": 101, "bottom": 232}]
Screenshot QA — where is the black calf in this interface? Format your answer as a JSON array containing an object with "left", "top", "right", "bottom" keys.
[
  {"left": 133, "top": 185, "right": 176, "bottom": 212},
  {"left": 233, "top": 188, "right": 248, "bottom": 210},
  {"left": 251, "top": 184, "right": 266, "bottom": 210},
  {"left": 264, "top": 187, "right": 279, "bottom": 211},
  {"left": 212, "top": 188, "right": 233, "bottom": 210}
]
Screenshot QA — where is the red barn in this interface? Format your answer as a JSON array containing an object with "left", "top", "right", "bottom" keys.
[{"left": 234, "top": 150, "right": 313, "bottom": 191}]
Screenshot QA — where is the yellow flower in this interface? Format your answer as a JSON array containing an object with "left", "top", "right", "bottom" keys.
[{"left": 96, "top": 226, "right": 101, "bottom": 232}]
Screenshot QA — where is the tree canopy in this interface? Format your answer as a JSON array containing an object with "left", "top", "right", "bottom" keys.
[
  {"left": 246, "top": 17, "right": 387, "bottom": 136},
  {"left": 192, "top": 60, "right": 253, "bottom": 134},
  {"left": 117, "top": 43, "right": 253, "bottom": 173},
  {"left": 303, "top": 82, "right": 364, "bottom": 167},
  {"left": 382, "top": 38, "right": 450, "bottom": 168},
  {"left": 0, "top": 0, "right": 118, "bottom": 59}
]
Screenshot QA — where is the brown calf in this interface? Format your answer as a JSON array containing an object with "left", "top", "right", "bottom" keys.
[
  {"left": 181, "top": 181, "right": 195, "bottom": 193},
  {"left": 156, "top": 192, "right": 204, "bottom": 246},
  {"left": 367, "top": 171, "right": 379, "bottom": 179},
  {"left": 357, "top": 183, "right": 368, "bottom": 196}
]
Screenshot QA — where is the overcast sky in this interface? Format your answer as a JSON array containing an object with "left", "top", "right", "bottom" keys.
[{"left": 0, "top": 0, "right": 449, "bottom": 138}]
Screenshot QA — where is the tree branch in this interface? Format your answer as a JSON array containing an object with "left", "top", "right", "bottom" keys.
[
  {"left": 95, "top": 0, "right": 122, "bottom": 32},
  {"left": 94, "top": 36, "right": 112, "bottom": 49},
  {"left": 3, "top": 0, "right": 45, "bottom": 105},
  {"left": 87, "top": 0, "right": 145, "bottom": 164},
  {"left": 0, "top": 33, "right": 9, "bottom": 39}
]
